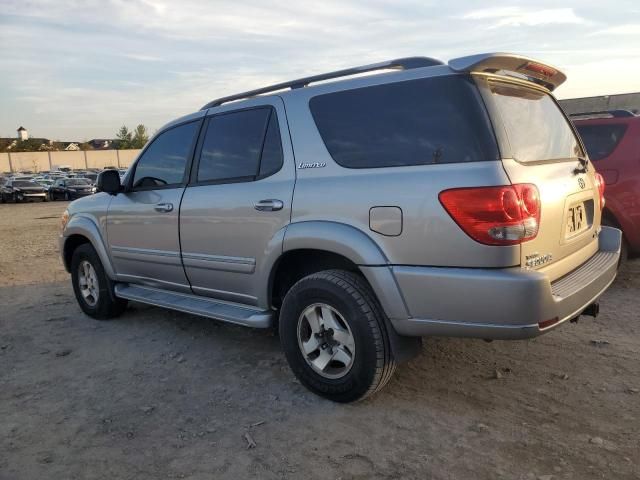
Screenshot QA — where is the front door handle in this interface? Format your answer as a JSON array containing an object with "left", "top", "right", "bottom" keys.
[
  {"left": 254, "top": 199, "right": 284, "bottom": 212},
  {"left": 154, "top": 202, "right": 174, "bottom": 213}
]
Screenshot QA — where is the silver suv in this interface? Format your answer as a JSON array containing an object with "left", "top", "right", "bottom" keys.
[{"left": 60, "top": 53, "right": 621, "bottom": 402}]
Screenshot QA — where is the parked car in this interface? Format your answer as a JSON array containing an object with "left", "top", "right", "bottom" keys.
[
  {"left": 59, "top": 53, "right": 621, "bottom": 402},
  {"left": 1, "top": 179, "right": 47, "bottom": 202},
  {"left": 49, "top": 178, "right": 96, "bottom": 201},
  {"left": 80, "top": 172, "right": 99, "bottom": 185},
  {"left": 571, "top": 110, "right": 640, "bottom": 260},
  {"left": 35, "top": 178, "right": 55, "bottom": 191}
]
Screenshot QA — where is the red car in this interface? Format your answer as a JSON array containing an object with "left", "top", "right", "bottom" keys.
[{"left": 572, "top": 110, "right": 640, "bottom": 260}]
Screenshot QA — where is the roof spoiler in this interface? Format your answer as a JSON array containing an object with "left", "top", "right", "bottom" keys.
[{"left": 449, "top": 53, "right": 566, "bottom": 91}]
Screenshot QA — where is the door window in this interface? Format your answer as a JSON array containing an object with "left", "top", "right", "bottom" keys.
[
  {"left": 132, "top": 121, "right": 200, "bottom": 189},
  {"left": 196, "top": 107, "right": 282, "bottom": 183}
]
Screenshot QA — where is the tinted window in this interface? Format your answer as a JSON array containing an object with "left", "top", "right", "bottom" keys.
[
  {"left": 67, "top": 179, "right": 90, "bottom": 185},
  {"left": 575, "top": 124, "right": 627, "bottom": 161},
  {"left": 487, "top": 81, "right": 582, "bottom": 162},
  {"left": 133, "top": 121, "right": 199, "bottom": 188},
  {"left": 309, "top": 75, "right": 498, "bottom": 168},
  {"left": 259, "top": 112, "right": 284, "bottom": 177},
  {"left": 13, "top": 181, "right": 38, "bottom": 187},
  {"left": 197, "top": 108, "right": 273, "bottom": 182}
]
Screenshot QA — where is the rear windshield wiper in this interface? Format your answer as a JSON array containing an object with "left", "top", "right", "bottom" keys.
[{"left": 573, "top": 156, "right": 589, "bottom": 174}]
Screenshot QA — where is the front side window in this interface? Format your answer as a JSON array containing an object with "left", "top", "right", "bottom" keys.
[
  {"left": 197, "top": 107, "right": 281, "bottom": 183},
  {"left": 132, "top": 121, "right": 199, "bottom": 189},
  {"left": 309, "top": 75, "right": 499, "bottom": 168},
  {"left": 575, "top": 124, "right": 628, "bottom": 161}
]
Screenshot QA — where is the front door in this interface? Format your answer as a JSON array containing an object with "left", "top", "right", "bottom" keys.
[
  {"left": 179, "top": 100, "right": 295, "bottom": 306},
  {"left": 106, "top": 119, "right": 201, "bottom": 293}
]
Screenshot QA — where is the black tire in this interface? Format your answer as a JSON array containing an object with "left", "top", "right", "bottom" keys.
[
  {"left": 71, "top": 243, "right": 127, "bottom": 320},
  {"left": 0, "top": 193, "right": 4, "bottom": 204},
  {"left": 279, "top": 269, "right": 395, "bottom": 403},
  {"left": 64, "top": 191, "right": 70, "bottom": 201},
  {"left": 601, "top": 218, "right": 628, "bottom": 266},
  {"left": 49, "top": 191, "right": 55, "bottom": 201}
]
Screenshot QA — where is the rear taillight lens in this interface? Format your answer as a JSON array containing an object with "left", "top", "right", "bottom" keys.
[
  {"left": 594, "top": 172, "right": 605, "bottom": 210},
  {"left": 439, "top": 184, "right": 541, "bottom": 246}
]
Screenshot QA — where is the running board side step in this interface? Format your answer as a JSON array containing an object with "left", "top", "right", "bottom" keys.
[{"left": 114, "top": 284, "right": 273, "bottom": 328}]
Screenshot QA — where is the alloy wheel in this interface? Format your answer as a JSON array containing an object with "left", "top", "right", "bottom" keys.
[
  {"left": 297, "top": 303, "right": 356, "bottom": 379},
  {"left": 78, "top": 260, "right": 99, "bottom": 307}
]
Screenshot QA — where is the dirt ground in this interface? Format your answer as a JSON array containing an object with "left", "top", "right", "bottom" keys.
[{"left": 1, "top": 201, "right": 638, "bottom": 480}]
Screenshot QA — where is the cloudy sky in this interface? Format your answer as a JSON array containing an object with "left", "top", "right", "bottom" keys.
[{"left": 1, "top": 0, "right": 639, "bottom": 140}]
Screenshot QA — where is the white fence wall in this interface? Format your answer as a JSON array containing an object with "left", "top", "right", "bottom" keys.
[{"left": 0, "top": 149, "right": 142, "bottom": 173}]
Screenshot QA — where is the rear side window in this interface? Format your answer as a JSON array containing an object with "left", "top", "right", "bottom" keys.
[
  {"left": 197, "top": 107, "right": 282, "bottom": 183},
  {"left": 309, "top": 75, "right": 498, "bottom": 168},
  {"left": 575, "top": 124, "right": 627, "bottom": 161},
  {"left": 259, "top": 112, "right": 284, "bottom": 177}
]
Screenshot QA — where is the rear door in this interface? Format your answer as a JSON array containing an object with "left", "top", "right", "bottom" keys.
[
  {"left": 106, "top": 120, "right": 201, "bottom": 292},
  {"left": 477, "top": 77, "right": 600, "bottom": 280},
  {"left": 179, "top": 99, "right": 295, "bottom": 306}
]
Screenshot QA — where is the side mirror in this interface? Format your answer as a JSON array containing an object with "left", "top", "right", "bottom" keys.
[{"left": 96, "top": 170, "right": 122, "bottom": 195}]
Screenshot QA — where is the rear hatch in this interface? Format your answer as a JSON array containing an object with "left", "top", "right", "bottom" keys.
[{"left": 477, "top": 76, "right": 601, "bottom": 280}]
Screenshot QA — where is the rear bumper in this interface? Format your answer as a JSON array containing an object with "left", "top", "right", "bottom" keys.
[{"left": 390, "top": 226, "right": 622, "bottom": 339}]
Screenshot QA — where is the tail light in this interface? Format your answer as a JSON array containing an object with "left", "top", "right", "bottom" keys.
[
  {"left": 594, "top": 172, "right": 605, "bottom": 210},
  {"left": 439, "top": 184, "right": 540, "bottom": 246}
]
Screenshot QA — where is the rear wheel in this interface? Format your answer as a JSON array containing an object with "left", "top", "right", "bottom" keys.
[
  {"left": 279, "top": 269, "right": 395, "bottom": 403},
  {"left": 71, "top": 244, "right": 127, "bottom": 319}
]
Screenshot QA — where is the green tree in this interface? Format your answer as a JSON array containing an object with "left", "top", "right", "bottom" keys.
[
  {"left": 11, "top": 138, "right": 48, "bottom": 152},
  {"left": 116, "top": 125, "right": 132, "bottom": 149},
  {"left": 131, "top": 124, "right": 149, "bottom": 149}
]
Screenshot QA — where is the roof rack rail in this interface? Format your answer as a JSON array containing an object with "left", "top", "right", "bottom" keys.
[
  {"left": 200, "top": 57, "right": 443, "bottom": 110},
  {"left": 569, "top": 109, "right": 636, "bottom": 118}
]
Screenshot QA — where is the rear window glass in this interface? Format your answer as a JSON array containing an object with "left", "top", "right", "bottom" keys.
[
  {"left": 309, "top": 75, "right": 499, "bottom": 168},
  {"left": 575, "top": 124, "right": 627, "bottom": 161},
  {"left": 487, "top": 82, "right": 583, "bottom": 162}
]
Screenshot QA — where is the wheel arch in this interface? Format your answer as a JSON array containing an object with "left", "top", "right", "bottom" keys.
[
  {"left": 267, "top": 222, "right": 420, "bottom": 363},
  {"left": 62, "top": 215, "right": 116, "bottom": 279}
]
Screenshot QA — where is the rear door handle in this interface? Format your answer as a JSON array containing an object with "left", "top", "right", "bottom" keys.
[
  {"left": 154, "top": 202, "right": 174, "bottom": 213},
  {"left": 254, "top": 199, "right": 284, "bottom": 212}
]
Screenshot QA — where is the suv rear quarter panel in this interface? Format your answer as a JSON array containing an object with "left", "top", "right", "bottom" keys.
[{"left": 281, "top": 69, "right": 520, "bottom": 268}]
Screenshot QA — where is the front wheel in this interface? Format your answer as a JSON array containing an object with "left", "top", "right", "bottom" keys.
[
  {"left": 279, "top": 270, "right": 395, "bottom": 403},
  {"left": 71, "top": 243, "right": 128, "bottom": 319}
]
